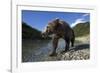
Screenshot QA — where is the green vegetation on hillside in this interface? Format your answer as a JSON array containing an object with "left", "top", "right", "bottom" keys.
[
  {"left": 22, "top": 22, "right": 51, "bottom": 40},
  {"left": 22, "top": 22, "right": 42, "bottom": 39},
  {"left": 73, "top": 22, "right": 90, "bottom": 37}
]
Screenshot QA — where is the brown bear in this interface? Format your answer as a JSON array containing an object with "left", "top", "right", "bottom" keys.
[{"left": 42, "top": 18, "right": 75, "bottom": 56}]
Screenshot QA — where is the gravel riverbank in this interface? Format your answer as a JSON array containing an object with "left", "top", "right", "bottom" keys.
[{"left": 22, "top": 35, "right": 90, "bottom": 62}]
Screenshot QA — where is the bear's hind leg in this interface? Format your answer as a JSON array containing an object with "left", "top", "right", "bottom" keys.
[
  {"left": 71, "top": 38, "right": 74, "bottom": 47},
  {"left": 71, "top": 35, "right": 75, "bottom": 47}
]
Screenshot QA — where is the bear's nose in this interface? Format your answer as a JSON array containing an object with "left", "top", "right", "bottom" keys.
[{"left": 41, "top": 32, "right": 46, "bottom": 38}]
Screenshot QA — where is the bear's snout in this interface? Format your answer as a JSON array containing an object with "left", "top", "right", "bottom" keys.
[{"left": 41, "top": 32, "right": 47, "bottom": 38}]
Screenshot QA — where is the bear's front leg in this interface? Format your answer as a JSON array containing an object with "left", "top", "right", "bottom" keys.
[
  {"left": 61, "top": 38, "right": 70, "bottom": 54},
  {"left": 49, "top": 36, "right": 59, "bottom": 56},
  {"left": 65, "top": 39, "right": 70, "bottom": 51}
]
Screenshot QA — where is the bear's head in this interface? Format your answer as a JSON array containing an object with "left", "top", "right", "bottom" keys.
[{"left": 42, "top": 18, "right": 60, "bottom": 38}]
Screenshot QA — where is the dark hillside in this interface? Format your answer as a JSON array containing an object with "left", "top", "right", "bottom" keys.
[{"left": 22, "top": 22, "right": 42, "bottom": 39}]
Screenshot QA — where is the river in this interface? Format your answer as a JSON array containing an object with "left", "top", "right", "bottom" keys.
[{"left": 22, "top": 37, "right": 90, "bottom": 62}]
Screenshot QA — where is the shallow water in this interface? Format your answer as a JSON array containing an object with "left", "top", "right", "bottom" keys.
[
  {"left": 22, "top": 38, "right": 89, "bottom": 62},
  {"left": 22, "top": 39, "right": 66, "bottom": 62}
]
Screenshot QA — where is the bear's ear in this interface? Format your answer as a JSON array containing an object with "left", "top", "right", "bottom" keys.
[
  {"left": 54, "top": 18, "right": 60, "bottom": 29},
  {"left": 54, "top": 18, "right": 59, "bottom": 24}
]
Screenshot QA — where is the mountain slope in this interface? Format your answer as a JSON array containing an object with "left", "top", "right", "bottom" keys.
[
  {"left": 22, "top": 22, "right": 42, "bottom": 39},
  {"left": 73, "top": 22, "right": 90, "bottom": 37}
]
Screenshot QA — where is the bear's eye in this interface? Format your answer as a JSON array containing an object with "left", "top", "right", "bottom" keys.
[
  {"left": 47, "top": 26, "right": 49, "bottom": 28},
  {"left": 47, "top": 26, "right": 50, "bottom": 29}
]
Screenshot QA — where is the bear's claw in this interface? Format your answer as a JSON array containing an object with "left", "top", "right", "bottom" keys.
[{"left": 49, "top": 53, "right": 57, "bottom": 56}]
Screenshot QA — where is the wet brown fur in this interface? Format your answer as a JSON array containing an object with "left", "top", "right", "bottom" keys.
[{"left": 42, "top": 18, "right": 75, "bottom": 56}]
